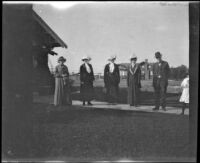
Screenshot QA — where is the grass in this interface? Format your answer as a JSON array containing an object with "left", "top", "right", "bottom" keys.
[
  {"left": 2, "top": 79, "right": 191, "bottom": 161},
  {"left": 2, "top": 102, "right": 191, "bottom": 162}
]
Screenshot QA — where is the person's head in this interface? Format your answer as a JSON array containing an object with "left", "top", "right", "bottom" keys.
[
  {"left": 130, "top": 54, "right": 137, "bottom": 64},
  {"left": 82, "top": 56, "right": 90, "bottom": 63},
  {"left": 155, "top": 52, "right": 162, "bottom": 62},
  {"left": 108, "top": 55, "right": 116, "bottom": 63},
  {"left": 131, "top": 58, "right": 137, "bottom": 64},
  {"left": 83, "top": 59, "right": 89, "bottom": 63},
  {"left": 185, "top": 71, "right": 189, "bottom": 78},
  {"left": 57, "top": 56, "right": 66, "bottom": 65}
]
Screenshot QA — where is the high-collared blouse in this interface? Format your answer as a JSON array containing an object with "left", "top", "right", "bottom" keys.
[
  {"left": 109, "top": 62, "right": 115, "bottom": 73},
  {"left": 85, "top": 63, "right": 91, "bottom": 73},
  {"left": 54, "top": 64, "right": 69, "bottom": 78}
]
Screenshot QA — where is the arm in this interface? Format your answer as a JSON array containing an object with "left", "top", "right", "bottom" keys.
[
  {"left": 116, "top": 65, "right": 120, "bottom": 84},
  {"left": 80, "top": 65, "right": 84, "bottom": 83},
  {"left": 138, "top": 66, "right": 142, "bottom": 88},
  {"left": 62, "top": 66, "right": 69, "bottom": 77},
  {"left": 90, "top": 64, "right": 95, "bottom": 81},
  {"left": 127, "top": 67, "right": 129, "bottom": 86},
  {"left": 152, "top": 64, "right": 155, "bottom": 76},
  {"left": 166, "top": 62, "right": 170, "bottom": 79},
  {"left": 104, "top": 65, "right": 108, "bottom": 87}
]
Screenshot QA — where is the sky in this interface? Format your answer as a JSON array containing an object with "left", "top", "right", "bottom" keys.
[{"left": 33, "top": 2, "right": 189, "bottom": 74}]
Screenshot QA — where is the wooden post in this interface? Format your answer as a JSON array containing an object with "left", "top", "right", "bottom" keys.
[{"left": 189, "top": 2, "right": 199, "bottom": 158}]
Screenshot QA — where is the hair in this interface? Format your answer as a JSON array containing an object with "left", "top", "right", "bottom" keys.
[
  {"left": 131, "top": 58, "right": 137, "bottom": 61},
  {"left": 184, "top": 72, "right": 189, "bottom": 78},
  {"left": 155, "top": 52, "right": 162, "bottom": 58}
]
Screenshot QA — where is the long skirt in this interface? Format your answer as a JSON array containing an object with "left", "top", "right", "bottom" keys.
[
  {"left": 106, "top": 85, "right": 119, "bottom": 103},
  {"left": 80, "top": 82, "right": 94, "bottom": 102},
  {"left": 127, "top": 82, "right": 140, "bottom": 106},
  {"left": 54, "top": 78, "right": 72, "bottom": 106}
]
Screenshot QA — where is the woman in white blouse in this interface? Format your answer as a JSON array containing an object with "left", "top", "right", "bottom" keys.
[
  {"left": 104, "top": 55, "right": 120, "bottom": 104},
  {"left": 80, "top": 56, "right": 95, "bottom": 105}
]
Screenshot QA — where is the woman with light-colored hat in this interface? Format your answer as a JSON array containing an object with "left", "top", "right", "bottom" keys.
[
  {"left": 80, "top": 56, "right": 95, "bottom": 105},
  {"left": 54, "top": 56, "right": 72, "bottom": 106},
  {"left": 104, "top": 55, "right": 120, "bottom": 104},
  {"left": 127, "top": 53, "right": 141, "bottom": 107}
]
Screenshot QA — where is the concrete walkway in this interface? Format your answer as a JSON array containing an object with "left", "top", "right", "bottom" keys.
[
  {"left": 71, "top": 100, "right": 189, "bottom": 115},
  {"left": 33, "top": 94, "right": 189, "bottom": 115}
]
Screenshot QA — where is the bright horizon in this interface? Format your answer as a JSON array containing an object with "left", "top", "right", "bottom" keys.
[{"left": 33, "top": 2, "right": 189, "bottom": 73}]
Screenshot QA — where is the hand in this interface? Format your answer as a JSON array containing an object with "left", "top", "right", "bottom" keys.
[{"left": 62, "top": 74, "right": 67, "bottom": 77}]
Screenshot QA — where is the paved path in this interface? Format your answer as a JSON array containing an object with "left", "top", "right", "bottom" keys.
[
  {"left": 33, "top": 94, "right": 189, "bottom": 115},
  {"left": 71, "top": 100, "right": 189, "bottom": 115}
]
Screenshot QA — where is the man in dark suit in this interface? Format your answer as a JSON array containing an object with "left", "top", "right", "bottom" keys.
[
  {"left": 152, "top": 52, "right": 170, "bottom": 111},
  {"left": 104, "top": 55, "right": 120, "bottom": 104},
  {"left": 80, "top": 56, "right": 95, "bottom": 106}
]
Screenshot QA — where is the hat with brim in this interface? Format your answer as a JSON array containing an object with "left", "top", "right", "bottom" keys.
[
  {"left": 130, "top": 54, "right": 137, "bottom": 60},
  {"left": 108, "top": 55, "right": 116, "bottom": 61},
  {"left": 82, "top": 56, "right": 90, "bottom": 61},
  {"left": 155, "top": 52, "right": 162, "bottom": 58},
  {"left": 87, "top": 56, "right": 91, "bottom": 61},
  {"left": 58, "top": 56, "right": 66, "bottom": 62}
]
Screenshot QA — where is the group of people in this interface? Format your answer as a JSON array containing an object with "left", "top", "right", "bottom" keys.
[{"left": 53, "top": 51, "right": 189, "bottom": 115}]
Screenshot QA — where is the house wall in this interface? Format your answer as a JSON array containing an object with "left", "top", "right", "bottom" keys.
[{"left": 2, "top": 4, "right": 35, "bottom": 154}]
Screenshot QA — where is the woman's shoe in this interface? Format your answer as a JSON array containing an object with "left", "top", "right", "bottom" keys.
[{"left": 88, "top": 102, "right": 93, "bottom": 106}]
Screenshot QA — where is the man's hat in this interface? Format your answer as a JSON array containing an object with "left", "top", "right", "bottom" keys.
[
  {"left": 108, "top": 55, "right": 116, "bottom": 61},
  {"left": 82, "top": 56, "right": 90, "bottom": 61},
  {"left": 155, "top": 52, "right": 162, "bottom": 58},
  {"left": 130, "top": 53, "right": 137, "bottom": 60},
  {"left": 58, "top": 56, "right": 66, "bottom": 62}
]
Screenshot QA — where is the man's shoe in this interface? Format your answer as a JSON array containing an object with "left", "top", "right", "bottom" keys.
[{"left": 83, "top": 102, "right": 85, "bottom": 106}]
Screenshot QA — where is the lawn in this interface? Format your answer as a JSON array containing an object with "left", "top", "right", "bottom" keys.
[
  {"left": 2, "top": 79, "right": 191, "bottom": 162},
  {"left": 2, "top": 102, "right": 191, "bottom": 162}
]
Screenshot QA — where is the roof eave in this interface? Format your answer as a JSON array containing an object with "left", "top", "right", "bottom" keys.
[{"left": 32, "top": 10, "right": 67, "bottom": 49}]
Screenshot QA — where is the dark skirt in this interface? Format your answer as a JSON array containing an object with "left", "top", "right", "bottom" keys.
[
  {"left": 106, "top": 85, "right": 119, "bottom": 103},
  {"left": 127, "top": 81, "right": 140, "bottom": 106},
  {"left": 54, "top": 78, "right": 72, "bottom": 106},
  {"left": 80, "top": 82, "right": 94, "bottom": 101}
]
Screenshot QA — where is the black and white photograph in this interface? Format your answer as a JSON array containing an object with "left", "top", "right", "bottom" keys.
[{"left": 2, "top": 1, "right": 199, "bottom": 162}]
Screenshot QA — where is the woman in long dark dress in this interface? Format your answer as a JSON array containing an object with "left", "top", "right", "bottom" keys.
[
  {"left": 104, "top": 55, "right": 120, "bottom": 104},
  {"left": 54, "top": 56, "right": 72, "bottom": 106},
  {"left": 127, "top": 54, "right": 141, "bottom": 107},
  {"left": 80, "top": 56, "right": 95, "bottom": 106}
]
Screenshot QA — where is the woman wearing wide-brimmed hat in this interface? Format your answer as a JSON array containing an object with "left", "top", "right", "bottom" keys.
[
  {"left": 54, "top": 56, "right": 72, "bottom": 106},
  {"left": 104, "top": 55, "right": 120, "bottom": 104},
  {"left": 80, "top": 56, "right": 95, "bottom": 105},
  {"left": 127, "top": 54, "right": 141, "bottom": 107}
]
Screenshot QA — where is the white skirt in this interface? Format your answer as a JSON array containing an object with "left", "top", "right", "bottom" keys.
[{"left": 179, "top": 88, "right": 189, "bottom": 103}]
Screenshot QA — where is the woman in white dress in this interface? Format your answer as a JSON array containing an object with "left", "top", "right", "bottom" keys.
[{"left": 179, "top": 73, "right": 189, "bottom": 115}]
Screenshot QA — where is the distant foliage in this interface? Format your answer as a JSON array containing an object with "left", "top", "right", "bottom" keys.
[{"left": 169, "top": 65, "right": 188, "bottom": 80}]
